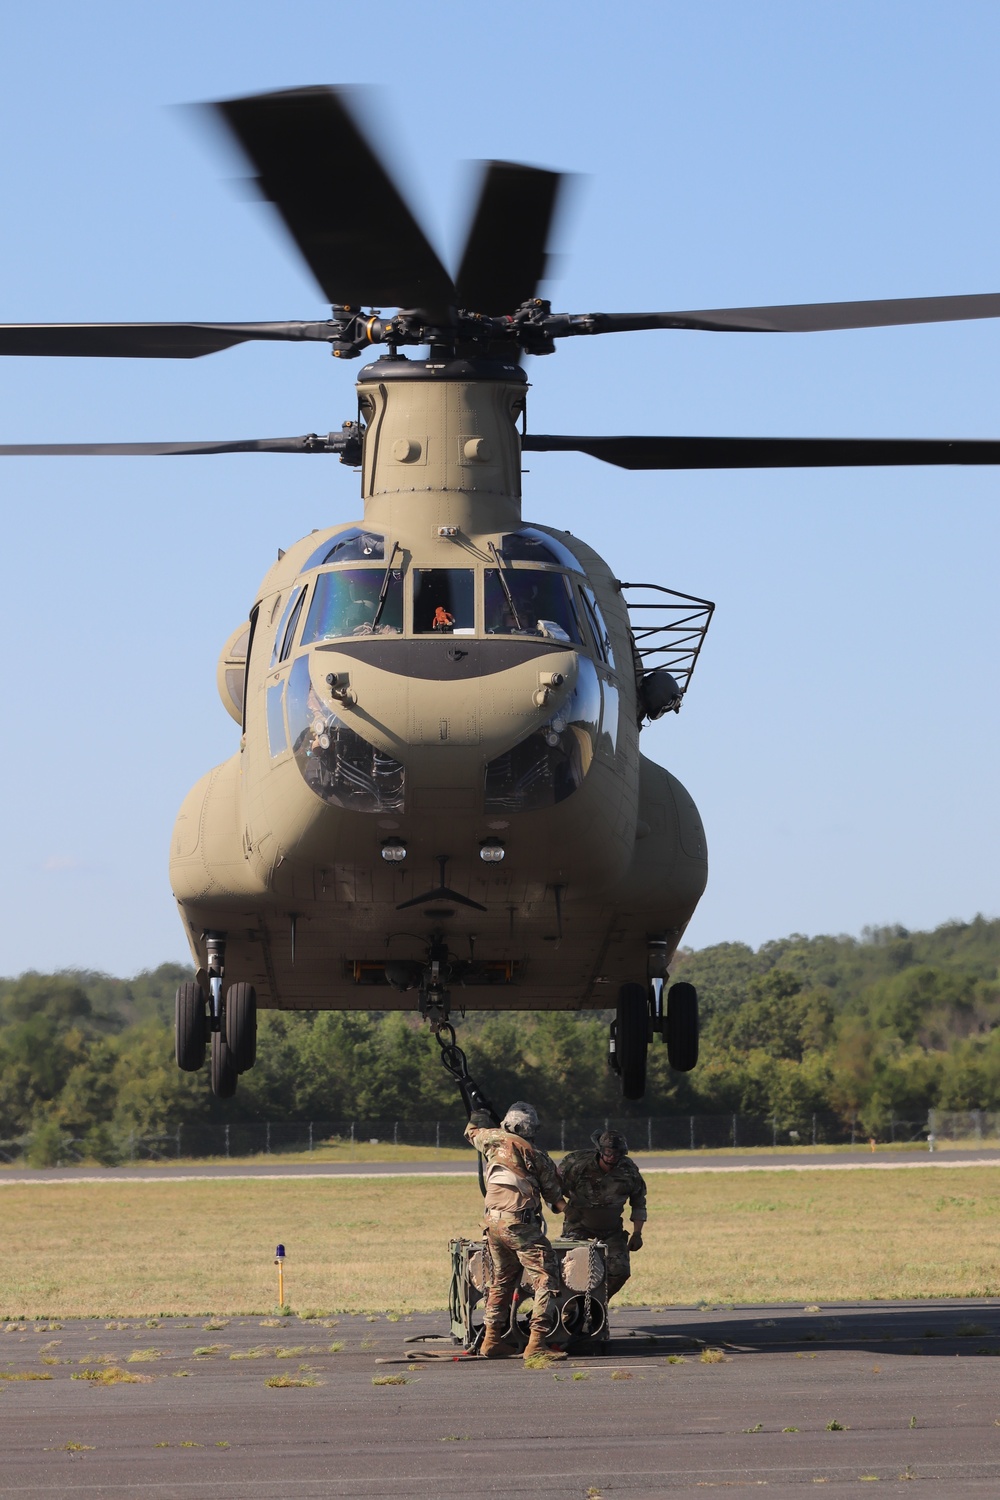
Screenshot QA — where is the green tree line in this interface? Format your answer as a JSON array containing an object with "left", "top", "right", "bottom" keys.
[{"left": 1, "top": 915, "right": 998, "bottom": 1161}]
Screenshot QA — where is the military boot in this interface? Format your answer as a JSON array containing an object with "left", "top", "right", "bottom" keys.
[
  {"left": 479, "top": 1327, "right": 515, "bottom": 1359},
  {"left": 522, "top": 1327, "right": 567, "bottom": 1360}
]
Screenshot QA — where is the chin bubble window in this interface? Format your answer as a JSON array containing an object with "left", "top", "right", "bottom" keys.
[
  {"left": 300, "top": 567, "right": 402, "bottom": 642},
  {"left": 484, "top": 570, "right": 583, "bottom": 644},
  {"left": 286, "top": 655, "right": 404, "bottom": 813},
  {"left": 484, "top": 657, "right": 601, "bottom": 813},
  {"left": 413, "top": 569, "right": 475, "bottom": 634}
]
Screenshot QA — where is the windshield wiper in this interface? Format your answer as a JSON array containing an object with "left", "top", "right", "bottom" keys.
[
  {"left": 371, "top": 541, "right": 401, "bottom": 630},
  {"left": 488, "top": 541, "right": 523, "bottom": 631}
]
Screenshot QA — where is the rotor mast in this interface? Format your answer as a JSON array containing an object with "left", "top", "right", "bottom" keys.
[{"left": 357, "top": 357, "right": 528, "bottom": 534}]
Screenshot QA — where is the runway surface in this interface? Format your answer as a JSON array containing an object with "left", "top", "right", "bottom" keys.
[
  {"left": 4, "top": 1148, "right": 1000, "bottom": 1183},
  {"left": 5, "top": 1301, "right": 1000, "bottom": 1496}
]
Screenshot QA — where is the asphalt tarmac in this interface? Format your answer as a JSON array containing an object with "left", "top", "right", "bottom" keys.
[
  {"left": 5, "top": 1148, "right": 1000, "bottom": 1182},
  {"left": 5, "top": 1301, "right": 1000, "bottom": 1497}
]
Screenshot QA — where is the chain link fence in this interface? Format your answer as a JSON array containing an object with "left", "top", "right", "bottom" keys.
[{"left": 0, "top": 1110, "right": 939, "bottom": 1166}]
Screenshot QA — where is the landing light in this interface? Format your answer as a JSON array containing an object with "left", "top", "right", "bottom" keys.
[
  {"left": 479, "top": 840, "right": 505, "bottom": 863},
  {"left": 381, "top": 840, "right": 407, "bottom": 863}
]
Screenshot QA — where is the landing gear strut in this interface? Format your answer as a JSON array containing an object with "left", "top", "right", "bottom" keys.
[{"left": 174, "top": 933, "right": 258, "bottom": 1097}]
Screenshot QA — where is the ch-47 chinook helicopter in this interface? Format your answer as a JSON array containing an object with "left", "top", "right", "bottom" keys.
[{"left": 5, "top": 87, "right": 1000, "bottom": 1104}]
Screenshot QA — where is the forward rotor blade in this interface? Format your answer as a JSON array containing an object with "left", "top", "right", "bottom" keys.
[
  {"left": 0, "top": 435, "right": 338, "bottom": 456},
  {"left": 455, "top": 162, "right": 563, "bottom": 314},
  {"left": 522, "top": 434, "right": 1000, "bottom": 469},
  {"left": 578, "top": 292, "right": 1000, "bottom": 335},
  {"left": 214, "top": 86, "right": 455, "bottom": 310},
  {"left": 0, "top": 322, "right": 333, "bottom": 358}
]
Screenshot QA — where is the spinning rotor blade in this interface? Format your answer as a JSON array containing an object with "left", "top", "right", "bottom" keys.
[
  {"left": 0, "top": 322, "right": 333, "bottom": 358},
  {"left": 456, "top": 162, "right": 563, "bottom": 314},
  {"left": 0, "top": 434, "right": 341, "bottom": 455},
  {"left": 215, "top": 86, "right": 455, "bottom": 311},
  {"left": 523, "top": 434, "right": 1000, "bottom": 469},
  {"left": 580, "top": 291, "right": 1000, "bottom": 336}
]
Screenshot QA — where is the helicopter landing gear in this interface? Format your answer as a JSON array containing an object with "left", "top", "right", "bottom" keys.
[
  {"left": 211, "top": 1029, "right": 238, "bottom": 1098},
  {"left": 665, "top": 981, "right": 699, "bottom": 1072},
  {"left": 205, "top": 932, "right": 226, "bottom": 1032},
  {"left": 200, "top": 932, "right": 241, "bottom": 1097},
  {"left": 612, "top": 982, "right": 649, "bottom": 1101},
  {"left": 225, "top": 983, "right": 257, "bottom": 1073},
  {"left": 175, "top": 981, "right": 206, "bottom": 1071}
]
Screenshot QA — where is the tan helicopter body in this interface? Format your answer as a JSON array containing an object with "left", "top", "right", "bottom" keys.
[
  {"left": 6, "top": 83, "right": 1000, "bottom": 1100},
  {"left": 170, "top": 359, "right": 708, "bottom": 1057}
]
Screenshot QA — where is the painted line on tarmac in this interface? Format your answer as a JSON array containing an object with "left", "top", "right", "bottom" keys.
[{"left": 0, "top": 1155, "right": 997, "bottom": 1185}]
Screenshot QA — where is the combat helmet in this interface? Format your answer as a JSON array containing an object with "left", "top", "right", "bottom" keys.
[
  {"left": 502, "top": 1101, "right": 539, "bottom": 1139},
  {"left": 591, "top": 1128, "right": 629, "bottom": 1159}
]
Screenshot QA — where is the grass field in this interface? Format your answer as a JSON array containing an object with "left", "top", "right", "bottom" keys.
[{"left": 3, "top": 1167, "right": 1000, "bottom": 1318}]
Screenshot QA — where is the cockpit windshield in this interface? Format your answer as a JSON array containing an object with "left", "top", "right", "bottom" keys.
[
  {"left": 484, "top": 570, "right": 583, "bottom": 644},
  {"left": 499, "top": 527, "right": 584, "bottom": 572},
  {"left": 300, "top": 568, "right": 402, "bottom": 642},
  {"left": 302, "top": 528, "right": 384, "bottom": 570}
]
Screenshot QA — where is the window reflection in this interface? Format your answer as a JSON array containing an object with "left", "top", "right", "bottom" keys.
[
  {"left": 301, "top": 569, "right": 402, "bottom": 642},
  {"left": 580, "top": 587, "right": 616, "bottom": 669},
  {"left": 266, "top": 682, "right": 288, "bottom": 758},
  {"left": 500, "top": 527, "right": 584, "bottom": 572},
  {"left": 303, "top": 528, "right": 384, "bottom": 570},
  {"left": 413, "top": 569, "right": 475, "bottom": 634},
  {"left": 484, "top": 657, "right": 600, "bottom": 813},
  {"left": 286, "top": 655, "right": 404, "bottom": 812},
  {"left": 598, "top": 681, "right": 619, "bottom": 758},
  {"left": 484, "top": 570, "right": 583, "bottom": 644},
  {"left": 270, "top": 585, "right": 306, "bottom": 667}
]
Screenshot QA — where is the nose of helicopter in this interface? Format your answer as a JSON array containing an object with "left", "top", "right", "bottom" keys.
[{"left": 293, "top": 638, "right": 583, "bottom": 771}]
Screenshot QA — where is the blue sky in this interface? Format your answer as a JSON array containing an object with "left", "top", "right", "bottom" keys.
[{"left": 0, "top": 1, "right": 997, "bottom": 975}]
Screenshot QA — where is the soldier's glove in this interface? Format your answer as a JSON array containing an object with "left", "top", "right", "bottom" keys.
[
  {"left": 627, "top": 1230, "right": 644, "bottom": 1252},
  {"left": 468, "top": 1110, "right": 494, "bottom": 1128}
]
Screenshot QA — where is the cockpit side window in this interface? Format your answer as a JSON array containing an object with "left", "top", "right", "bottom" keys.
[
  {"left": 499, "top": 527, "right": 584, "bottom": 572},
  {"left": 278, "top": 585, "right": 308, "bottom": 663},
  {"left": 484, "top": 570, "right": 583, "bottom": 645},
  {"left": 302, "top": 528, "right": 385, "bottom": 570},
  {"left": 301, "top": 568, "right": 403, "bottom": 642},
  {"left": 270, "top": 586, "right": 305, "bottom": 668},
  {"left": 580, "top": 587, "right": 616, "bottom": 669}
]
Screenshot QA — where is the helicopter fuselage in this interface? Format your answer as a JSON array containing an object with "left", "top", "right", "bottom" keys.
[{"left": 169, "top": 355, "right": 708, "bottom": 1018}]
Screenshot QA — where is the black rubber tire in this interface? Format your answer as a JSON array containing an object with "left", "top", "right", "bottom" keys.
[
  {"left": 175, "top": 982, "right": 206, "bottom": 1072},
  {"left": 616, "top": 982, "right": 649, "bottom": 1100},
  {"left": 225, "top": 983, "right": 257, "bottom": 1073},
  {"left": 211, "top": 1028, "right": 238, "bottom": 1098},
  {"left": 666, "top": 981, "right": 699, "bottom": 1072}
]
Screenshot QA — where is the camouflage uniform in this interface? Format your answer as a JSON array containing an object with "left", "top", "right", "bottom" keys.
[
  {"left": 464, "top": 1121, "right": 563, "bottom": 1335},
  {"left": 558, "top": 1148, "right": 648, "bottom": 1298}
]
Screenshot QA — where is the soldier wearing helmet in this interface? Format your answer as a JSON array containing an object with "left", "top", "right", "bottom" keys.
[
  {"left": 464, "top": 1101, "right": 568, "bottom": 1360},
  {"left": 559, "top": 1130, "right": 647, "bottom": 1302}
]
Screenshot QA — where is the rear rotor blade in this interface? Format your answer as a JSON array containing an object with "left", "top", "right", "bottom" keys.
[
  {"left": 523, "top": 434, "right": 1000, "bottom": 469},
  {"left": 214, "top": 86, "right": 455, "bottom": 310},
  {"left": 576, "top": 292, "right": 1000, "bottom": 335},
  {"left": 0, "top": 435, "right": 339, "bottom": 456},
  {"left": 0, "top": 322, "right": 333, "bottom": 358},
  {"left": 455, "top": 162, "right": 563, "bottom": 314}
]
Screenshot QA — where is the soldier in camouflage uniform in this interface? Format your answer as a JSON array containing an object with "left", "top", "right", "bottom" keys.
[
  {"left": 464, "top": 1101, "right": 568, "bottom": 1360},
  {"left": 559, "top": 1130, "right": 647, "bottom": 1301}
]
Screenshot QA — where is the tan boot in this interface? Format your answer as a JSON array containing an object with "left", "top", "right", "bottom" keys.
[
  {"left": 522, "top": 1327, "right": 567, "bottom": 1360},
  {"left": 479, "top": 1327, "right": 515, "bottom": 1359}
]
